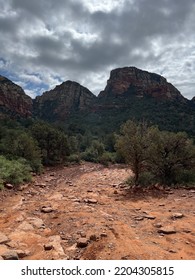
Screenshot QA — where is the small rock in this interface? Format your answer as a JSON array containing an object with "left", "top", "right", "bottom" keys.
[
  {"left": 143, "top": 215, "right": 156, "bottom": 220},
  {"left": 100, "top": 232, "right": 108, "bottom": 238},
  {"left": 154, "top": 223, "right": 162, "bottom": 228},
  {"left": 2, "top": 250, "right": 19, "bottom": 260},
  {"left": 172, "top": 213, "right": 184, "bottom": 219},
  {"left": 0, "top": 232, "right": 9, "bottom": 244},
  {"left": 80, "top": 232, "right": 86, "bottom": 238},
  {"left": 4, "top": 183, "right": 14, "bottom": 189},
  {"left": 76, "top": 238, "right": 88, "bottom": 248},
  {"left": 16, "top": 250, "right": 30, "bottom": 258},
  {"left": 159, "top": 204, "right": 165, "bottom": 207},
  {"left": 44, "top": 244, "right": 53, "bottom": 251},
  {"left": 134, "top": 216, "right": 144, "bottom": 221},
  {"left": 168, "top": 249, "right": 177, "bottom": 254},
  {"left": 41, "top": 206, "right": 53, "bottom": 213},
  {"left": 35, "top": 183, "right": 47, "bottom": 188},
  {"left": 158, "top": 227, "right": 176, "bottom": 234},
  {"left": 84, "top": 199, "right": 98, "bottom": 204},
  {"left": 113, "top": 190, "right": 118, "bottom": 194}
]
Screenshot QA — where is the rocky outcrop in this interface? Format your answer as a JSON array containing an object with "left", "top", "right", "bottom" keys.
[
  {"left": 0, "top": 75, "right": 32, "bottom": 118},
  {"left": 33, "top": 80, "right": 97, "bottom": 120},
  {"left": 98, "top": 67, "right": 185, "bottom": 102}
]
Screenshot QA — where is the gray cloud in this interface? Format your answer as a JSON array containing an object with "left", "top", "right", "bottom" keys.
[{"left": 0, "top": 0, "right": 195, "bottom": 98}]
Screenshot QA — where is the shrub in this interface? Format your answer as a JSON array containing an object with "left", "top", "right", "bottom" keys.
[
  {"left": 67, "top": 154, "right": 81, "bottom": 163},
  {"left": 0, "top": 156, "right": 32, "bottom": 186}
]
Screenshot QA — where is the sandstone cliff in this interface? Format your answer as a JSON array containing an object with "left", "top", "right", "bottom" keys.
[
  {"left": 33, "top": 80, "right": 96, "bottom": 120},
  {"left": 98, "top": 67, "right": 185, "bottom": 102},
  {"left": 0, "top": 75, "right": 32, "bottom": 118}
]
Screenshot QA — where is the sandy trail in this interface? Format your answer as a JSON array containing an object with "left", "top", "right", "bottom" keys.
[{"left": 0, "top": 163, "right": 194, "bottom": 260}]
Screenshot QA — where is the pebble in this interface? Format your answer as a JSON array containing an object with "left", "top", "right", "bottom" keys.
[
  {"left": 76, "top": 238, "right": 89, "bottom": 248},
  {"left": 134, "top": 216, "right": 144, "bottom": 221},
  {"left": 172, "top": 213, "right": 184, "bottom": 219},
  {"left": 16, "top": 250, "right": 30, "bottom": 258},
  {"left": 168, "top": 249, "right": 177, "bottom": 253},
  {"left": 158, "top": 227, "right": 176, "bottom": 234},
  {"left": 84, "top": 198, "right": 98, "bottom": 204},
  {"left": 2, "top": 250, "right": 19, "bottom": 260},
  {"left": 44, "top": 244, "right": 54, "bottom": 251},
  {"left": 41, "top": 206, "right": 53, "bottom": 213},
  {"left": 100, "top": 232, "right": 108, "bottom": 238},
  {"left": 4, "top": 183, "right": 14, "bottom": 189},
  {"left": 143, "top": 215, "right": 156, "bottom": 220},
  {"left": 154, "top": 223, "right": 162, "bottom": 228}
]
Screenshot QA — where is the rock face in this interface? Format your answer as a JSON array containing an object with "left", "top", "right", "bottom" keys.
[
  {"left": 98, "top": 67, "right": 185, "bottom": 102},
  {"left": 33, "top": 80, "right": 97, "bottom": 121},
  {"left": 0, "top": 75, "right": 32, "bottom": 118}
]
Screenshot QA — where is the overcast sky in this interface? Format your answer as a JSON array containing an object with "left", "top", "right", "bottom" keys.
[{"left": 0, "top": 0, "right": 195, "bottom": 99}]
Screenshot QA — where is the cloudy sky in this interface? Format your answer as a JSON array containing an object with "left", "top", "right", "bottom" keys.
[{"left": 0, "top": 0, "right": 195, "bottom": 99}]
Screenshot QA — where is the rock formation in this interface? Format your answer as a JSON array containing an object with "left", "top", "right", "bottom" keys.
[
  {"left": 98, "top": 67, "right": 185, "bottom": 102},
  {"left": 0, "top": 75, "right": 32, "bottom": 118},
  {"left": 33, "top": 80, "right": 97, "bottom": 120}
]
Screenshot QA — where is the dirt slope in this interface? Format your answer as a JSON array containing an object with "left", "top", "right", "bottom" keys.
[{"left": 0, "top": 163, "right": 194, "bottom": 260}]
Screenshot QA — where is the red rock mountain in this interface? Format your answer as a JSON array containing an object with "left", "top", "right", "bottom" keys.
[
  {"left": 0, "top": 75, "right": 32, "bottom": 118},
  {"left": 98, "top": 67, "right": 185, "bottom": 102},
  {"left": 33, "top": 80, "right": 97, "bottom": 121}
]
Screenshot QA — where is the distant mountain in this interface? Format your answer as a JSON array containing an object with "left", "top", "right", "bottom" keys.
[
  {"left": 0, "top": 67, "right": 194, "bottom": 136},
  {"left": 0, "top": 75, "right": 32, "bottom": 118},
  {"left": 33, "top": 80, "right": 97, "bottom": 121}
]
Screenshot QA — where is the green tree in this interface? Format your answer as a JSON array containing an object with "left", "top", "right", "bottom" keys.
[
  {"left": 30, "top": 121, "right": 69, "bottom": 165},
  {"left": 147, "top": 128, "right": 195, "bottom": 185},
  {"left": 115, "top": 120, "right": 149, "bottom": 185}
]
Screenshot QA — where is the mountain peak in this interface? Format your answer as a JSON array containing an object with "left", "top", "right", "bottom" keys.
[
  {"left": 99, "top": 66, "right": 185, "bottom": 102},
  {"left": 33, "top": 80, "right": 96, "bottom": 121}
]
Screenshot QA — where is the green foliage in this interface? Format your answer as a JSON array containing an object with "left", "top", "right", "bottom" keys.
[
  {"left": 81, "top": 140, "right": 105, "bottom": 163},
  {"left": 0, "top": 128, "right": 42, "bottom": 173},
  {"left": 147, "top": 129, "right": 195, "bottom": 185},
  {"left": 116, "top": 120, "right": 195, "bottom": 186},
  {"left": 98, "top": 152, "right": 115, "bottom": 166},
  {"left": 115, "top": 120, "right": 150, "bottom": 185},
  {"left": 30, "top": 121, "right": 70, "bottom": 165},
  {"left": 67, "top": 154, "right": 81, "bottom": 163},
  {"left": 0, "top": 156, "right": 32, "bottom": 186}
]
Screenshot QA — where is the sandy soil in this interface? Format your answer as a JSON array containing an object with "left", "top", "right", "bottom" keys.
[{"left": 0, "top": 162, "right": 194, "bottom": 260}]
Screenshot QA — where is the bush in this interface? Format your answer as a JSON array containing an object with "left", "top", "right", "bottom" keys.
[
  {"left": 67, "top": 154, "right": 81, "bottom": 163},
  {"left": 0, "top": 156, "right": 32, "bottom": 186},
  {"left": 116, "top": 120, "right": 195, "bottom": 187},
  {"left": 174, "top": 169, "right": 195, "bottom": 185}
]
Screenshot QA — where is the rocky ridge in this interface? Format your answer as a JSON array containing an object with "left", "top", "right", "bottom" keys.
[{"left": 0, "top": 75, "right": 32, "bottom": 118}]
